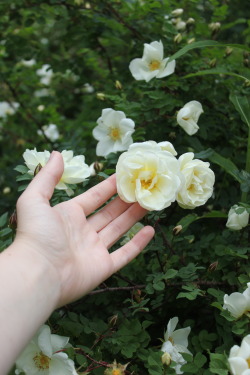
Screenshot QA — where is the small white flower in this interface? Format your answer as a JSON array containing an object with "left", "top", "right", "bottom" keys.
[
  {"left": 116, "top": 141, "right": 182, "bottom": 211},
  {"left": 223, "top": 283, "right": 250, "bottom": 319},
  {"left": 83, "top": 83, "right": 94, "bottom": 93},
  {"left": 23, "top": 148, "right": 91, "bottom": 196},
  {"left": 129, "top": 40, "right": 176, "bottom": 82},
  {"left": 228, "top": 334, "right": 250, "bottom": 375},
  {"left": 177, "top": 152, "right": 215, "bottom": 209},
  {"left": 161, "top": 317, "right": 192, "bottom": 374},
  {"left": 0, "top": 101, "right": 19, "bottom": 118},
  {"left": 120, "top": 222, "right": 144, "bottom": 245},
  {"left": 171, "top": 8, "right": 184, "bottom": 17},
  {"left": 36, "top": 64, "right": 53, "bottom": 85},
  {"left": 34, "top": 88, "right": 50, "bottom": 97},
  {"left": 226, "top": 205, "right": 249, "bottom": 231},
  {"left": 15, "top": 324, "right": 77, "bottom": 375},
  {"left": 177, "top": 101, "right": 203, "bottom": 135},
  {"left": 174, "top": 18, "right": 186, "bottom": 31},
  {"left": 20, "top": 58, "right": 36, "bottom": 67},
  {"left": 93, "top": 108, "right": 135, "bottom": 157},
  {"left": 37, "top": 124, "right": 60, "bottom": 142}
]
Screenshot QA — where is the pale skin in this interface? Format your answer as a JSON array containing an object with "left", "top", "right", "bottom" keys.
[{"left": 0, "top": 151, "right": 155, "bottom": 374}]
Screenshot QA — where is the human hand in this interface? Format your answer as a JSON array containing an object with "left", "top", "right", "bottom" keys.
[{"left": 15, "top": 151, "right": 155, "bottom": 307}]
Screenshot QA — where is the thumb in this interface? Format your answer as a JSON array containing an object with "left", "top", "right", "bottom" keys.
[{"left": 24, "top": 151, "right": 64, "bottom": 201}]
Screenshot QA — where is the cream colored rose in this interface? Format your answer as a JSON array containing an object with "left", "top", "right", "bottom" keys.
[
  {"left": 116, "top": 141, "right": 182, "bottom": 211},
  {"left": 23, "top": 148, "right": 90, "bottom": 196},
  {"left": 226, "top": 205, "right": 249, "bottom": 230},
  {"left": 177, "top": 152, "right": 215, "bottom": 209}
]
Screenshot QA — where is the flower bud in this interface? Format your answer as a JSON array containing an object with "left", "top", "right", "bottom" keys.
[
  {"left": 208, "top": 261, "right": 218, "bottom": 272},
  {"left": 9, "top": 210, "right": 17, "bottom": 230},
  {"left": 186, "top": 17, "right": 195, "bottom": 25},
  {"left": 173, "top": 225, "right": 182, "bottom": 235},
  {"left": 209, "top": 22, "right": 221, "bottom": 32},
  {"left": 187, "top": 38, "right": 196, "bottom": 44},
  {"left": 108, "top": 314, "right": 118, "bottom": 327},
  {"left": 34, "top": 163, "right": 43, "bottom": 176},
  {"left": 224, "top": 47, "right": 233, "bottom": 57},
  {"left": 209, "top": 58, "right": 217, "bottom": 68},
  {"left": 171, "top": 8, "right": 183, "bottom": 17},
  {"left": 3, "top": 187, "right": 11, "bottom": 194},
  {"left": 243, "top": 51, "right": 250, "bottom": 59},
  {"left": 74, "top": 0, "right": 83, "bottom": 4},
  {"left": 162, "top": 352, "right": 171, "bottom": 366},
  {"left": 37, "top": 105, "right": 45, "bottom": 111},
  {"left": 174, "top": 33, "right": 182, "bottom": 44},
  {"left": 115, "top": 80, "right": 122, "bottom": 90},
  {"left": 243, "top": 59, "right": 249, "bottom": 68},
  {"left": 96, "top": 92, "right": 105, "bottom": 100}
]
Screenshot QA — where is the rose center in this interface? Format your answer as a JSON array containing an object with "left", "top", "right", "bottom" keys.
[
  {"left": 33, "top": 352, "right": 51, "bottom": 370},
  {"left": 247, "top": 357, "right": 250, "bottom": 368},
  {"left": 112, "top": 370, "right": 121, "bottom": 375},
  {"left": 149, "top": 60, "right": 161, "bottom": 71},
  {"left": 182, "top": 116, "right": 190, "bottom": 121},
  {"left": 110, "top": 127, "right": 120, "bottom": 140},
  {"left": 141, "top": 178, "right": 153, "bottom": 189}
]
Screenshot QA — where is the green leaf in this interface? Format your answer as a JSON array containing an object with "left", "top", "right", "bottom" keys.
[
  {"left": 184, "top": 69, "right": 250, "bottom": 82},
  {"left": 14, "top": 165, "right": 29, "bottom": 173},
  {"left": 168, "top": 40, "right": 250, "bottom": 62},
  {"left": 0, "top": 228, "right": 12, "bottom": 237},
  {"left": 208, "top": 150, "right": 241, "bottom": 182},
  {"left": 0, "top": 212, "right": 8, "bottom": 227},
  {"left": 230, "top": 94, "right": 250, "bottom": 128},
  {"left": 177, "top": 213, "right": 198, "bottom": 232}
]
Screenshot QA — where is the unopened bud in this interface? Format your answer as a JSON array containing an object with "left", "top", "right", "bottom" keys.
[
  {"left": 108, "top": 314, "right": 118, "bottom": 327},
  {"left": 162, "top": 352, "right": 171, "bottom": 366},
  {"left": 85, "top": 2, "right": 91, "bottom": 8},
  {"left": 9, "top": 210, "right": 17, "bottom": 230},
  {"left": 115, "top": 80, "right": 122, "bottom": 90},
  {"left": 209, "top": 58, "right": 217, "bottom": 68},
  {"left": 174, "top": 33, "right": 182, "bottom": 44},
  {"left": 186, "top": 17, "right": 195, "bottom": 25},
  {"left": 173, "top": 225, "right": 182, "bottom": 235},
  {"left": 187, "top": 38, "right": 196, "bottom": 44},
  {"left": 209, "top": 22, "right": 221, "bottom": 32},
  {"left": 208, "top": 261, "right": 218, "bottom": 272},
  {"left": 37, "top": 105, "right": 45, "bottom": 111},
  {"left": 243, "top": 59, "right": 249, "bottom": 68},
  {"left": 74, "top": 0, "right": 83, "bottom": 4},
  {"left": 171, "top": 8, "right": 183, "bottom": 17},
  {"left": 96, "top": 92, "right": 105, "bottom": 100},
  {"left": 244, "top": 79, "right": 250, "bottom": 87},
  {"left": 243, "top": 51, "right": 250, "bottom": 59},
  {"left": 3, "top": 187, "right": 11, "bottom": 194},
  {"left": 224, "top": 47, "right": 233, "bottom": 57},
  {"left": 34, "top": 163, "right": 43, "bottom": 176}
]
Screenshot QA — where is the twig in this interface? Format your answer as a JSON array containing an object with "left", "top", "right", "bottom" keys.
[{"left": 88, "top": 284, "right": 145, "bottom": 295}]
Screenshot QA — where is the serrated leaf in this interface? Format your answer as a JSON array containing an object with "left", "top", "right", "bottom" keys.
[
  {"left": 0, "top": 228, "right": 12, "bottom": 237},
  {"left": 14, "top": 165, "right": 29, "bottom": 173}
]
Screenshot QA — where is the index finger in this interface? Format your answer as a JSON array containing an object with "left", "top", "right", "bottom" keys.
[{"left": 73, "top": 174, "right": 118, "bottom": 216}]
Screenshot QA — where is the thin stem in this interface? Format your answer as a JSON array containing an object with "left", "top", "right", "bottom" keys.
[{"left": 241, "top": 125, "right": 250, "bottom": 202}]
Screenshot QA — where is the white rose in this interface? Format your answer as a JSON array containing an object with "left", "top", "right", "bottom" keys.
[
  {"left": 226, "top": 205, "right": 249, "bottom": 230},
  {"left": 129, "top": 40, "right": 176, "bottom": 82},
  {"left": 36, "top": 64, "right": 53, "bottom": 85},
  {"left": 37, "top": 124, "right": 60, "bottom": 142},
  {"left": 177, "top": 101, "right": 203, "bottom": 135},
  {"left": 177, "top": 152, "right": 215, "bottom": 209},
  {"left": 228, "top": 334, "right": 250, "bottom": 375},
  {"left": 23, "top": 149, "right": 90, "bottom": 195},
  {"left": 223, "top": 282, "right": 250, "bottom": 319},
  {"left": 116, "top": 141, "right": 182, "bottom": 211},
  {"left": 93, "top": 108, "right": 135, "bottom": 157}
]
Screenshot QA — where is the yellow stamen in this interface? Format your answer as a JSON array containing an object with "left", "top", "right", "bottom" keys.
[
  {"left": 110, "top": 127, "right": 120, "bottom": 140},
  {"left": 182, "top": 117, "right": 190, "bottom": 121},
  {"left": 112, "top": 370, "right": 122, "bottom": 375},
  {"left": 247, "top": 357, "right": 250, "bottom": 368},
  {"left": 149, "top": 60, "right": 161, "bottom": 71},
  {"left": 33, "top": 352, "right": 51, "bottom": 370},
  {"left": 141, "top": 179, "right": 153, "bottom": 189}
]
